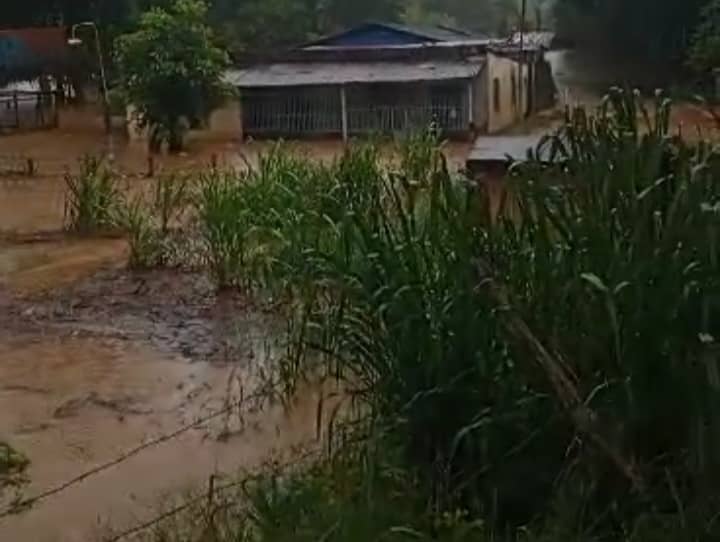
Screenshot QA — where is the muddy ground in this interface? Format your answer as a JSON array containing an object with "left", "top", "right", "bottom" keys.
[
  {"left": 0, "top": 112, "right": 358, "bottom": 541},
  {"left": 0, "top": 236, "right": 328, "bottom": 541}
]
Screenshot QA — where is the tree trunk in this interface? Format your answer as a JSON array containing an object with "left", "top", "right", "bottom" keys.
[{"left": 168, "top": 118, "right": 185, "bottom": 153}]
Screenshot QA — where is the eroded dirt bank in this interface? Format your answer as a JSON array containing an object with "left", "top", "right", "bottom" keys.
[{"left": 0, "top": 239, "right": 322, "bottom": 541}]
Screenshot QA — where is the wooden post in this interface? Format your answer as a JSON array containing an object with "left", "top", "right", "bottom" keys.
[
  {"left": 340, "top": 85, "right": 348, "bottom": 143},
  {"left": 13, "top": 92, "right": 19, "bottom": 129},
  {"left": 147, "top": 155, "right": 155, "bottom": 178},
  {"left": 467, "top": 80, "right": 474, "bottom": 126},
  {"left": 52, "top": 91, "right": 60, "bottom": 128}
]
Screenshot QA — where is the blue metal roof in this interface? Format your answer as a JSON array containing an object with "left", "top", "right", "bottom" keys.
[{"left": 303, "top": 22, "right": 478, "bottom": 48}]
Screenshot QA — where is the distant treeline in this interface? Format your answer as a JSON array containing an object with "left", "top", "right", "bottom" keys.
[
  {"left": 1, "top": 0, "right": 550, "bottom": 54},
  {"left": 554, "top": 0, "right": 706, "bottom": 65},
  {"left": 2, "top": 0, "right": 713, "bottom": 68}
]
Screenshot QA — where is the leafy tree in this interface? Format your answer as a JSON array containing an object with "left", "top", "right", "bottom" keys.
[
  {"left": 402, "top": 0, "right": 547, "bottom": 38},
  {"left": 554, "top": 0, "right": 705, "bottom": 65},
  {"left": 209, "top": 0, "right": 319, "bottom": 53},
  {"left": 688, "top": 0, "right": 720, "bottom": 73},
  {"left": 321, "top": 0, "right": 402, "bottom": 30},
  {"left": 116, "top": 0, "right": 231, "bottom": 152},
  {"left": 208, "top": 0, "right": 403, "bottom": 54}
]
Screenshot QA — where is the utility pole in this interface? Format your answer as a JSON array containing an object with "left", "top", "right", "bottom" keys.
[
  {"left": 519, "top": 0, "right": 528, "bottom": 118},
  {"left": 68, "top": 22, "right": 114, "bottom": 160}
]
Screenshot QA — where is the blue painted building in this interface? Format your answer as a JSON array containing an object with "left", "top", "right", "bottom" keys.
[{"left": 0, "top": 28, "right": 69, "bottom": 84}]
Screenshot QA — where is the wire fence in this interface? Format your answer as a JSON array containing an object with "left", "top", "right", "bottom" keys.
[
  {"left": 0, "top": 375, "right": 330, "bottom": 541},
  {"left": 104, "top": 447, "right": 319, "bottom": 541},
  {"left": 0, "top": 91, "right": 59, "bottom": 133}
]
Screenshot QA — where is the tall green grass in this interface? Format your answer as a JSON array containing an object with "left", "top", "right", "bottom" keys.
[
  {"left": 0, "top": 441, "right": 28, "bottom": 500},
  {"left": 186, "top": 95, "right": 720, "bottom": 539},
  {"left": 118, "top": 172, "right": 191, "bottom": 269},
  {"left": 119, "top": 195, "right": 163, "bottom": 269},
  {"left": 64, "top": 155, "right": 122, "bottom": 234}
]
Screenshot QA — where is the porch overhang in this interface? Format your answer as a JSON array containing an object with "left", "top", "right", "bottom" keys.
[{"left": 224, "top": 60, "right": 485, "bottom": 89}]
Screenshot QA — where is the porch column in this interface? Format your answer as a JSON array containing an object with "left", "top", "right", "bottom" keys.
[
  {"left": 467, "top": 80, "right": 474, "bottom": 125},
  {"left": 340, "top": 85, "right": 348, "bottom": 142}
]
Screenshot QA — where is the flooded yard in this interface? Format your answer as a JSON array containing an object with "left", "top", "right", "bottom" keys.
[
  {"left": 0, "top": 113, "right": 354, "bottom": 540},
  {"left": 2, "top": 98, "right": 709, "bottom": 540},
  {"left": 0, "top": 240, "right": 325, "bottom": 541},
  {"left": 0, "top": 109, "right": 471, "bottom": 236}
]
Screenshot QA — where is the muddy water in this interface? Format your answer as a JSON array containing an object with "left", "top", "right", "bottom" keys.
[
  {"left": 0, "top": 238, "right": 128, "bottom": 293},
  {"left": 0, "top": 112, "right": 466, "bottom": 540},
  {"left": 0, "top": 334, "right": 323, "bottom": 542},
  {"left": 0, "top": 107, "right": 471, "bottom": 236},
  {"left": 0, "top": 237, "right": 325, "bottom": 541}
]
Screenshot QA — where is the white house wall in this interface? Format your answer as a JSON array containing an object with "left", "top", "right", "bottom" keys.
[
  {"left": 472, "top": 67, "right": 489, "bottom": 132},
  {"left": 486, "top": 52, "right": 528, "bottom": 134}
]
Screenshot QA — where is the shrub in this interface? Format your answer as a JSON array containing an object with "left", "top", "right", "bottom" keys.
[
  {"left": 154, "top": 172, "right": 191, "bottom": 235},
  {"left": 197, "top": 168, "right": 248, "bottom": 289},
  {"left": 119, "top": 195, "right": 164, "bottom": 269},
  {"left": 64, "top": 155, "right": 122, "bottom": 234},
  {"left": 0, "top": 441, "right": 29, "bottom": 500},
  {"left": 143, "top": 97, "right": 720, "bottom": 539}
]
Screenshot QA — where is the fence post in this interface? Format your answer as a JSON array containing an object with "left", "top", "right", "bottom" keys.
[
  {"left": 340, "top": 86, "right": 348, "bottom": 143},
  {"left": 36, "top": 92, "right": 44, "bottom": 126},
  {"left": 13, "top": 92, "right": 19, "bottom": 129},
  {"left": 147, "top": 155, "right": 155, "bottom": 178},
  {"left": 53, "top": 91, "right": 60, "bottom": 128}
]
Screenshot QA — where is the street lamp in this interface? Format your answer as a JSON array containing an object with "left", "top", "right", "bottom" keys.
[{"left": 68, "top": 22, "right": 112, "bottom": 139}]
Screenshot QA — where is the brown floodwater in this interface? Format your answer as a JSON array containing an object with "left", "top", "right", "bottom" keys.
[
  {"left": 0, "top": 238, "right": 128, "bottom": 293},
  {"left": 0, "top": 107, "right": 472, "bottom": 236},
  {"left": 1, "top": 100, "right": 712, "bottom": 541},
  {"left": 0, "top": 106, "right": 538, "bottom": 541},
  {"left": 0, "top": 233, "right": 333, "bottom": 541},
  {"left": 0, "top": 334, "right": 325, "bottom": 541}
]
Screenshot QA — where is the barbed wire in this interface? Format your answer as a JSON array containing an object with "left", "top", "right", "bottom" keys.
[
  {"left": 0, "top": 387, "right": 270, "bottom": 520},
  {"left": 104, "top": 447, "right": 319, "bottom": 542}
]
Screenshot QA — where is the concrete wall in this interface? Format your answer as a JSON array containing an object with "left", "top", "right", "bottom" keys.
[
  {"left": 471, "top": 67, "right": 489, "bottom": 133},
  {"left": 486, "top": 52, "right": 527, "bottom": 134}
]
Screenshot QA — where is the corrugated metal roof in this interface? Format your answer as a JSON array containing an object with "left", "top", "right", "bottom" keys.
[
  {"left": 509, "top": 31, "right": 556, "bottom": 50},
  {"left": 225, "top": 60, "right": 485, "bottom": 88},
  {"left": 377, "top": 22, "right": 476, "bottom": 42},
  {"left": 301, "top": 22, "right": 481, "bottom": 49}
]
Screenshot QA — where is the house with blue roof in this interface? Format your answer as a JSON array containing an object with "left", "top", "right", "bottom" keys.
[
  {"left": 225, "top": 22, "right": 556, "bottom": 140},
  {"left": 303, "top": 22, "right": 483, "bottom": 47}
]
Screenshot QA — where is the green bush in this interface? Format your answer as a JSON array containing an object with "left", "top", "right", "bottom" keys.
[
  {"left": 119, "top": 195, "right": 164, "bottom": 269},
  {"left": 145, "top": 100, "right": 720, "bottom": 539},
  {"left": 0, "top": 441, "right": 29, "bottom": 499},
  {"left": 64, "top": 155, "right": 122, "bottom": 234}
]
